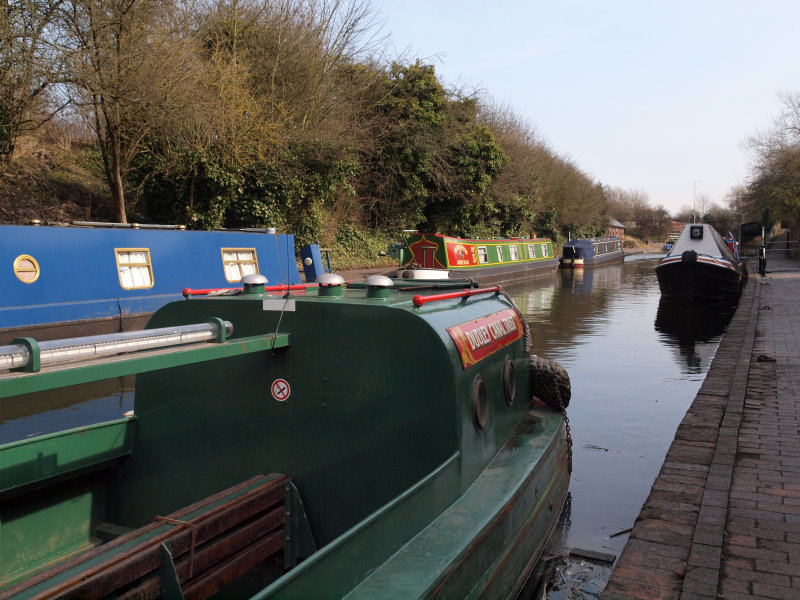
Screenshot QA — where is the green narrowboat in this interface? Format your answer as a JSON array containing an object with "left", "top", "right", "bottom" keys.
[
  {"left": 0, "top": 274, "right": 570, "bottom": 599},
  {"left": 394, "top": 232, "right": 559, "bottom": 286}
]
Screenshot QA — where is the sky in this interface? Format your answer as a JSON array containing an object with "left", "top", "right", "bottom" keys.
[{"left": 375, "top": 0, "right": 800, "bottom": 216}]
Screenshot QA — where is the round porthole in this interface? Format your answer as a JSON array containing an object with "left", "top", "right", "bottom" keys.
[
  {"left": 14, "top": 255, "right": 40, "bottom": 283},
  {"left": 504, "top": 359, "right": 516, "bottom": 406},
  {"left": 473, "top": 376, "right": 488, "bottom": 431}
]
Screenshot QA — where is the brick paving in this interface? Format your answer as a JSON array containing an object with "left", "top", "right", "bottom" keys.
[{"left": 602, "top": 255, "right": 800, "bottom": 600}]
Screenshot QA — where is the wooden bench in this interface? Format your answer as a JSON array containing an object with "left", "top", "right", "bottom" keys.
[{"left": 1, "top": 474, "right": 289, "bottom": 600}]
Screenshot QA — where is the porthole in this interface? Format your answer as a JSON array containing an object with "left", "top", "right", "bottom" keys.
[
  {"left": 473, "top": 376, "right": 488, "bottom": 431},
  {"left": 504, "top": 359, "right": 516, "bottom": 406},
  {"left": 14, "top": 255, "right": 40, "bottom": 283}
]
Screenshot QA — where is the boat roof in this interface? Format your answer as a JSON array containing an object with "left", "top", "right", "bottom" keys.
[
  {"left": 408, "top": 232, "right": 552, "bottom": 243},
  {"left": 564, "top": 236, "right": 621, "bottom": 246},
  {"left": 666, "top": 224, "right": 737, "bottom": 263}
]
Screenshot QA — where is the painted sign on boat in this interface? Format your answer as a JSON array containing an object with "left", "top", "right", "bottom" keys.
[{"left": 447, "top": 309, "right": 524, "bottom": 369}]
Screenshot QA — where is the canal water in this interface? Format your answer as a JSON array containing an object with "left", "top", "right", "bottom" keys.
[
  {"left": 510, "top": 253, "right": 738, "bottom": 597},
  {"left": 0, "top": 254, "right": 738, "bottom": 597}
]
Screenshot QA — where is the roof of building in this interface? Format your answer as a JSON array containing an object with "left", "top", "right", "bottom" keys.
[{"left": 608, "top": 217, "right": 625, "bottom": 229}]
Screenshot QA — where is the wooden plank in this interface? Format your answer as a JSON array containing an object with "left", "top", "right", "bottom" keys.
[{"left": 2, "top": 475, "right": 287, "bottom": 600}]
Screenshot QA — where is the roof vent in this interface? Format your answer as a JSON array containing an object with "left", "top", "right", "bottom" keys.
[
  {"left": 242, "top": 273, "right": 269, "bottom": 294},
  {"left": 364, "top": 275, "right": 393, "bottom": 299},
  {"left": 316, "top": 273, "right": 346, "bottom": 297}
]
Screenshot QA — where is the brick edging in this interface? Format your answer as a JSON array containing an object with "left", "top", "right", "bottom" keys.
[{"left": 679, "top": 279, "right": 760, "bottom": 598}]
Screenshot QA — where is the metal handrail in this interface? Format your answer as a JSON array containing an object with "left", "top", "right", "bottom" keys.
[
  {"left": 0, "top": 320, "right": 232, "bottom": 373},
  {"left": 182, "top": 283, "right": 319, "bottom": 297},
  {"left": 412, "top": 286, "right": 501, "bottom": 307}
]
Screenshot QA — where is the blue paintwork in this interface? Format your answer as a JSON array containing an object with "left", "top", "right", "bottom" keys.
[
  {"left": 300, "top": 244, "right": 326, "bottom": 282},
  {"left": 560, "top": 236, "right": 624, "bottom": 267},
  {"left": 1, "top": 224, "right": 301, "bottom": 331}
]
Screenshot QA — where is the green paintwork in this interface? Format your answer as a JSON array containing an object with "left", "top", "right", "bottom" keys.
[
  {"left": 400, "top": 232, "right": 556, "bottom": 271},
  {"left": 0, "top": 418, "right": 134, "bottom": 496},
  {"left": 0, "top": 281, "right": 569, "bottom": 599}
]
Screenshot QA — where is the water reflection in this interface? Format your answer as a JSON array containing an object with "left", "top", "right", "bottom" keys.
[
  {"left": 509, "top": 255, "right": 738, "bottom": 595},
  {"left": 0, "top": 377, "right": 134, "bottom": 444},
  {"left": 654, "top": 299, "right": 737, "bottom": 374}
]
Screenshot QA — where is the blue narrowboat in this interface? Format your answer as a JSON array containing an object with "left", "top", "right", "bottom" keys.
[
  {"left": 560, "top": 236, "right": 624, "bottom": 268},
  {"left": 1, "top": 222, "right": 301, "bottom": 343}
]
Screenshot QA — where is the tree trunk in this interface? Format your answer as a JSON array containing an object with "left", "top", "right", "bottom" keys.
[{"left": 107, "top": 128, "right": 127, "bottom": 223}]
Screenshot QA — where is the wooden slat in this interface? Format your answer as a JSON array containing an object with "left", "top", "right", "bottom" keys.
[
  {"left": 115, "top": 510, "right": 286, "bottom": 600},
  {"left": 2, "top": 474, "right": 287, "bottom": 600},
  {"left": 183, "top": 530, "right": 286, "bottom": 600}
]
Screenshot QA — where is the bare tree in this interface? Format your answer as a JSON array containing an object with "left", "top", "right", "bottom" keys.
[
  {"left": 58, "top": 0, "right": 198, "bottom": 222},
  {"left": 694, "top": 192, "right": 712, "bottom": 222},
  {"left": 0, "top": 0, "right": 65, "bottom": 171},
  {"left": 744, "top": 91, "right": 800, "bottom": 237}
]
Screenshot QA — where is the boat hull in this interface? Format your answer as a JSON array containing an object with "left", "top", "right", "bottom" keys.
[
  {"left": 399, "top": 232, "right": 558, "bottom": 286},
  {"left": 0, "top": 224, "right": 301, "bottom": 344},
  {"left": 338, "top": 410, "right": 569, "bottom": 599},
  {"left": 448, "top": 258, "right": 559, "bottom": 286},
  {"left": 0, "top": 278, "right": 571, "bottom": 599},
  {"left": 560, "top": 250, "right": 624, "bottom": 268},
  {"left": 560, "top": 237, "right": 624, "bottom": 268},
  {"left": 655, "top": 255, "right": 743, "bottom": 302}
]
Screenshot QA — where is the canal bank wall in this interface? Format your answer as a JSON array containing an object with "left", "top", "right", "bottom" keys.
[{"left": 602, "top": 255, "right": 800, "bottom": 599}]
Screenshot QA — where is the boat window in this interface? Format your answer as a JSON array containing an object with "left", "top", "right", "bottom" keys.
[
  {"left": 541, "top": 244, "right": 549, "bottom": 257},
  {"left": 504, "top": 359, "right": 516, "bottom": 406},
  {"left": 527, "top": 244, "right": 536, "bottom": 259},
  {"left": 473, "top": 376, "right": 488, "bottom": 431},
  {"left": 116, "top": 249, "right": 154, "bottom": 289},
  {"left": 496, "top": 247, "right": 504, "bottom": 262},
  {"left": 509, "top": 245, "right": 519, "bottom": 261},
  {"left": 13, "top": 254, "right": 40, "bottom": 283},
  {"left": 222, "top": 248, "right": 259, "bottom": 282},
  {"left": 477, "top": 246, "right": 488, "bottom": 264}
]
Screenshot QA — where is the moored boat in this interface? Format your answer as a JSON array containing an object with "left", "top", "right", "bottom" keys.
[
  {"left": 0, "top": 273, "right": 571, "bottom": 599},
  {"left": 559, "top": 236, "right": 624, "bottom": 268},
  {"left": 394, "top": 231, "right": 559, "bottom": 286},
  {"left": 655, "top": 223, "right": 747, "bottom": 302},
  {"left": 0, "top": 222, "right": 302, "bottom": 344}
]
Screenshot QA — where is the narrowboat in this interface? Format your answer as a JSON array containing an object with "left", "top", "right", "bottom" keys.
[
  {"left": 559, "top": 236, "right": 624, "bottom": 268},
  {"left": 0, "top": 222, "right": 301, "bottom": 344},
  {"left": 655, "top": 223, "right": 747, "bottom": 302},
  {"left": 0, "top": 273, "right": 571, "bottom": 599},
  {"left": 394, "top": 232, "right": 559, "bottom": 286}
]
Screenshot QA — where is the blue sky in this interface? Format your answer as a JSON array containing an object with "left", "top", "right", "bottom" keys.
[{"left": 376, "top": 0, "right": 800, "bottom": 215}]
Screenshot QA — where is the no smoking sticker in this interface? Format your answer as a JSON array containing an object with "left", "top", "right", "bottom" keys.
[{"left": 271, "top": 378, "right": 291, "bottom": 402}]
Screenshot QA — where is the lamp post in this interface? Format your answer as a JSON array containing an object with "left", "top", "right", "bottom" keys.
[{"left": 693, "top": 180, "right": 701, "bottom": 223}]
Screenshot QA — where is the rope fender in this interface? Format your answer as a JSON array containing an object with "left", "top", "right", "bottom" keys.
[
  {"left": 530, "top": 354, "right": 573, "bottom": 473},
  {"left": 529, "top": 355, "right": 571, "bottom": 410}
]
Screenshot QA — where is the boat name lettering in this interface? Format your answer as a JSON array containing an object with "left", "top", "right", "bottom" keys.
[{"left": 447, "top": 309, "right": 524, "bottom": 369}]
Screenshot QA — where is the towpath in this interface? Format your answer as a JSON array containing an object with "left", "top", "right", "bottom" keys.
[{"left": 602, "top": 253, "right": 800, "bottom": 599}]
